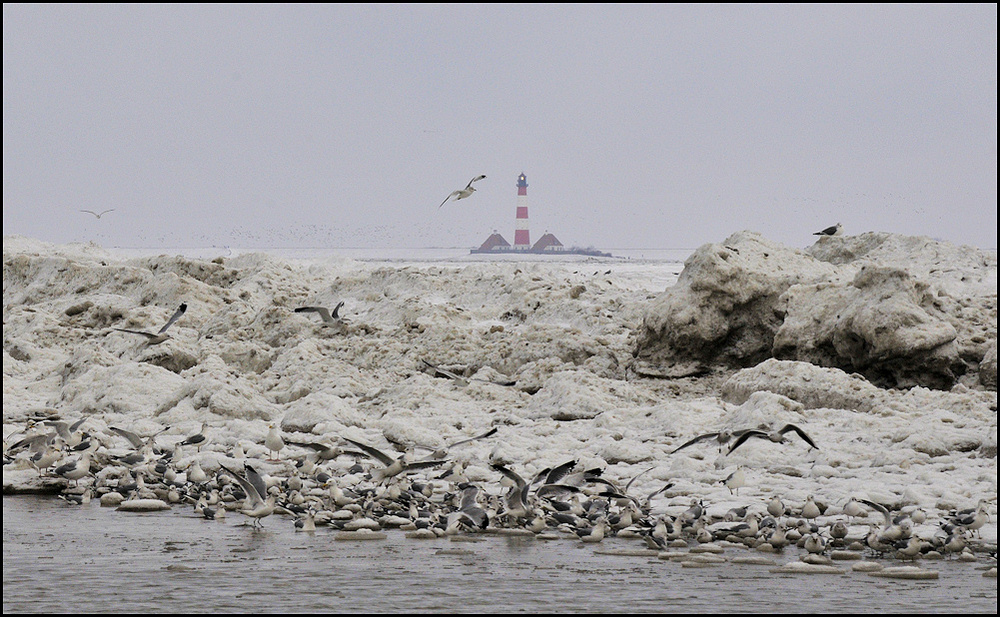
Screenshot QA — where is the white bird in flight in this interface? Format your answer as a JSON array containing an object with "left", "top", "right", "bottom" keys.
[
  {"left": 113, "top": 303, "right": 187, "bottom": 345},
  {"left": 726, "top": 423, "right": 818, "bottom": 455},
  {"left": 438, "top": 175, "right": 486, "bottom": 208},
  {"left": 341, "top": 436, "right": 444, "bottom": 483},
  {"left": 80, "top": 209, "right": 116, "bottom": 219},
  {"left": 294, "top": 301, "right": 345, "bottom": 326}
]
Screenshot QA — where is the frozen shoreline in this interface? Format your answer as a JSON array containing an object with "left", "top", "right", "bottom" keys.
[{"left": 3, "top": 233, "right": 996, "bottom": 549}]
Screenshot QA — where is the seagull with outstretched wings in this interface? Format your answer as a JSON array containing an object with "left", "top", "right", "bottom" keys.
[
  {"left": 80, "top": 209, "right": 115, "bottom": 219},
  {"left": 294, "top": 301, "right": 345, "bottom": 326},
  {"left": 438, "top": 175, "right": 486, "bottom": 208},
  {"left": 113, "top": 303, "right": 187, "bottom": 345}
]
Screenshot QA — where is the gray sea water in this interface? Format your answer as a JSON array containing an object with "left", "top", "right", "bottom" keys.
[{"left": 3, "top": 496, "right": 996, "bottom": 613}]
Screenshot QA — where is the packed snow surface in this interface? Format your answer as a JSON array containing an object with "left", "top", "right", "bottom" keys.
[{"left": 3, "top": 233, "right": 996, "bottom": 544}]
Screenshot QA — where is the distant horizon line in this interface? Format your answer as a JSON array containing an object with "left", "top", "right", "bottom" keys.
[
  {"left": 60, "top": 243, "right": 704, "bottom": 252},
  {"left": 1, "top": 235, "right": 703, "bottom": 251},
  {"left": 4, "top": 234, "right": 996, "bottom": 253}
]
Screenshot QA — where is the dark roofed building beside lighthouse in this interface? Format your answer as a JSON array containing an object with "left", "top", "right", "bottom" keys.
[
  {"left": 532, "top": 232, "right": 564, "bottom": 252},
  {"left": 475, "top": 231, "right": 511, "bottom": 253}
]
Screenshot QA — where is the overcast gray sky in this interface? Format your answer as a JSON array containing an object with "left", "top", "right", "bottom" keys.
[{"left": 3, "top": 4, "right": 997, "bottom": 250}]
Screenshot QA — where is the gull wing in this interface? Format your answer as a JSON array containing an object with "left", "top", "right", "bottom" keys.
[
  {"left": 330, "top": 301, "right": 345, "bottom": 319},
  {"left": 113, "top": 328, "right": 159, "bottom": 340},
  {"left": 543, "top": 459, "right": 578, "bottom": 485},
  {"left": 491, "top": 463, "right": 527, "bottom": 490},
  {"left": 221, "top": 463, "right": 265, "bottom": 508},
  {"left": 44, "top": 421, "right": 72, "bottom": 441},
  {"left": 645, "top": 481, "right": 675, "bottom": 504},
  {"left": 158, "top": 303, "right": 188, "bottom": 334},
  {"left": 295, "top": 306, "right": 333, "bottom": 323},
  {"left": 859, "top": 498, "right": 891, "bottom": 526},
  {"left": 341, "top": 437, "right": 395, "bottom": 467},
  {"left": 670, "top": 432, "right": 721, "bottom": 455},
  {"left": 447, "top": 427, "right": 497, "bottom": 449},
  {"left": 492, "top": 464, "right": 531, "bottom": 511},
  {"left": 535, "top": 483, "right": 582, "bottom": 499},
  {"left": 624, "top": 466, "right": 656, "bottom": 493},
  {"left": 288, "top": 440, "right": 336, "bottom": 453},
  {"left": 779, "top": 424, "right": 818, "bottom": 449},
  {"left": 110, "top": 426, "right": 145, "bottom": 449},
  {"left": 422, "top": 359, "right": 468, "bottom": 385},
  {"left": 243, "top": 463, "right": 269, "bottom": 503},
  {"left": 438, "top": 190, "right": 461, "bottom": 209},
  {"left": 402, "top": 459, "right": 445, "bottom": 472},
  {"left": 727, "top": 430, "right": 767, "bottom": 455}
]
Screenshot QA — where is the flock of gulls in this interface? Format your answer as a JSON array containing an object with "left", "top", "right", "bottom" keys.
[
  {"left": 3, "top": 227, "right": 996, "bottom": 580},
  {"left": 4, "top": 396, "right": 994, "bottom": 571}
]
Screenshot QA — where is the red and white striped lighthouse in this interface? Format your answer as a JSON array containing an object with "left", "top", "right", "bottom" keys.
[{"left": 514, "top": 173, "right": 530, "bottom": 250}]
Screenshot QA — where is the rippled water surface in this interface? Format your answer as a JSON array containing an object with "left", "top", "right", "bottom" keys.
[{"left": 4, "top": 496, "right": 996, "bottom": 613}]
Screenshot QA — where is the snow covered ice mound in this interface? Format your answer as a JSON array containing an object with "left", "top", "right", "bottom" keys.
[{"left": 635, "top": 230, "right": 997, "bottom": 390}]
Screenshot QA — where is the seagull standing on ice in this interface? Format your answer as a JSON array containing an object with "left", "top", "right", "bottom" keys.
[
  {"left": 813, "top": 222, "right": 843, "bottom": 236},
  {"left": 113, "top": 303, "right": 187, "bottom": 344},
  {"left": 29, "top": 443, "right": 63, "bottom": 475},
  {"left": 767, "top": 495, "right": 786, "bottom": 518},
  {"left": 438, "top": 175, "right": 486, "bottom": 208},
  {"left": 721, "top": 467, "right": 747, "bottom": 495},
  {"left": 264, "top": 424, "right": 285, "bottom": 461},
  {"left": 178, "top": 422, "right": 209, "bottom": 451},
  {"left": 54, "top": 448, "right": 94, "bottom": 487}
]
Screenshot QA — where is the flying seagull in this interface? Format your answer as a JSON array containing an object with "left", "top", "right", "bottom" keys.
[
  {"left": 341, "top": 436, "right": 444, "bottom": 483},
  {"left": 294, "top": 301, "right": 345, "bottom": 326},
  {"left": 221, "top": 463, "right": 275, "bottom": 527},
  {"left": 669, "top": 428, "right": 755, "bottom": 455},
  {"left": 109, "top": 426, "right": 166, "bottom": 450},
  {"left": 113, "top": 303, "right": 187, "bottom": 344},
  {"left": 726, "top": 423, "right": 818, "bottom": 455},
  {"left": 80, "top": 209, "right": 115, "bottom": 219},
  {"left": 413, "top": 426, "right": 499, "bottom": 461},
  {"left": 491, "top": 463, "right": 533, "bottom": 521},
  {"left": 813, "top": 222, "right": 843, "bottom": 236},
  {"left": 422, "top": 359, "right": 515, "bottom": 387},
  {"left": 438, "top": 175, "right": 486, "bottom": 208},
  {"left": 422, "top": 359, "right": 470, "bottom": 386}
]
